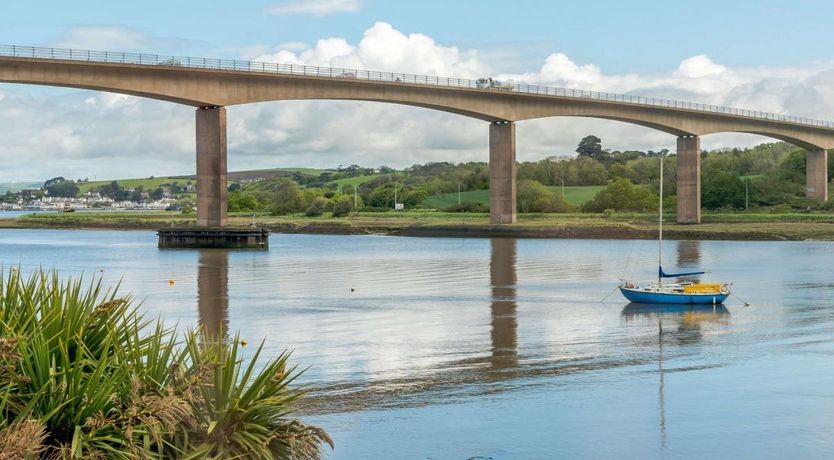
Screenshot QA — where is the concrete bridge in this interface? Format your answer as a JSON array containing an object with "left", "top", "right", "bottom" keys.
[{"left": 2, "top": 45, "right": 833, "bottom": 226}]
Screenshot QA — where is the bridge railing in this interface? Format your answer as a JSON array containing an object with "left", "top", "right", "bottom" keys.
[{"left": 2, "top": 44, "right": 832, "bottom": 129}]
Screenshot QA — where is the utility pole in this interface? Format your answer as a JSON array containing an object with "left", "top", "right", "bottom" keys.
[
  {"left": 354, "top": 184, "right": 358, "bottom": 208},
  {"left": 394, "top": 185, "right": 397, "bottom": 210},
  {"left": 458, "top": 182, "right": 461, "bottom": 204}
]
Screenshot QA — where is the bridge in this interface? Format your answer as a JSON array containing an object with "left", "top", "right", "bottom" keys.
[{"left": 2, "top": 44, "right": 833, "bottom": 226}]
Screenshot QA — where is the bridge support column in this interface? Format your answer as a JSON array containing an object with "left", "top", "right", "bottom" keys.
[
  {"left": 196, "top": 106, "right": 227, "bottom": 227},
  {"left": 489, "top": 121, "right": 517, "bottom": 224},
  {"left": 676, "top": 135, "right": 701, "bottom": 224},
  {"left": 806, "top": 149, "right": 828, "bottom": 201}
]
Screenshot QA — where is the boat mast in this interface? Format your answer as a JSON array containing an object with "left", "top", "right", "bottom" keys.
[{"left": 658, "top": 156, "right": 663, "bottom": 289}]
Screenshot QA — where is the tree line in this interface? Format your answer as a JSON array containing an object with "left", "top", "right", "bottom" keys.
[{"left": 11, "top": 136, "right": 830, "bottom": 216}]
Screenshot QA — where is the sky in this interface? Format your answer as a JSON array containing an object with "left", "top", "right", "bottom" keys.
[{"left": 2, "top": 0, "right": 834, "bottom": 181}]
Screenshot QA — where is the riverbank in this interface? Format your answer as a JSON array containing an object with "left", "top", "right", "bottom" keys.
[{"left": 2, "top": 210, "right": 834, "bottom": 240}]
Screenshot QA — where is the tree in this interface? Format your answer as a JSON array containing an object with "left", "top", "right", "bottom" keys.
[
  {"left": 97, "top": 181, "right": 127, "bottom": 201},
  {"left": 576, "top": 135, "right": 608, "bottom": 162},
  {"left": 778, "top": 149, "right": 807, "bottom": 184},
  {"left": 702, "top": 172, "right": 746, "bottom": 209},
  {"left": 574, "top": 156, "right": 609, "bottom": 185},
  {"left": 43, "top": 177, "right": 66, "bottom": 189},
  {"left": 44, "top": 178, "right": 79, "bottom": 198},
  {"left": 367, "top": 184, "right": 396, "bottom": 208},
  {"left": 270, "top": 179, "right": 304, "bottom": 215},
  {"left": 228, "top": 192, "right": 260, "bottom": 212},
  {"left": 582, "top": 179, "right": 657, "bottom": 212}
]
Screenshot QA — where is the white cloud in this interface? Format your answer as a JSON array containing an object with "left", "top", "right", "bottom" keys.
[
  {"left": 253, "top": 22, "right": 485, "bottom": 77},
  {"left": 266, "top": 0, "right": 362, "bottom": 17},
  {"left": 4, "top": 22, "right": 834, "bottom": 181}
]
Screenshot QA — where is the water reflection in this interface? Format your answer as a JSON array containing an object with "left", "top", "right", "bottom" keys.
[
  {"left": 197, "top": 249, "right": 230, "bottom": 341},
  {"left": 622, "top": 303, "right": 730, "bottom": 345},
  {"left": 621, "top": 303, "right": 730, "bottom": 449},
  {"left": 676, "top": 240, "right": 702, "bottom": 267},
  {"left": 676, "top": 240, "right": 702, "bottom": 283},
  {"left": 490, "top": 238, "right": 518, "bottom": 369}
]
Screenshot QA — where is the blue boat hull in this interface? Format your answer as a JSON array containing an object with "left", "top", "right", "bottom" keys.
[{"left": 619, "top": 287, "right": 728, "bottom": 304}]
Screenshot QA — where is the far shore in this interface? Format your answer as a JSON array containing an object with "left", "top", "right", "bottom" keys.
[{"left": 2, "top": 210, "right": 834, "bottom": 241}]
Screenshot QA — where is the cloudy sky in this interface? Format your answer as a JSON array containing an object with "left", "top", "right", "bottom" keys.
[{"left": 2, "top": 0, "right": 834, "bottom": 181}]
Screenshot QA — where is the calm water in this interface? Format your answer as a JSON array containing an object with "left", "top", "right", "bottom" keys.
[{"left": 1, "top": 229, "right": 833, "bottom": 459}]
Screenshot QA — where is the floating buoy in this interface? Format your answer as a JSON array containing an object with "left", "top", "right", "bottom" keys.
[
  {"left": 350, "top": 288, "right": 355, "bottom": 292},
  {"left": 240, "top": 340, "right": 248, "bottom": 347},
  {"left": 168, "top": 278, "right": 175, "bottom": 286}
]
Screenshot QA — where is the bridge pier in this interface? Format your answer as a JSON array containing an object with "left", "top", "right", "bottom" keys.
[
  {"left": 806, "top": 149, "right": 828, "bottom": 201},
  {"left": 676, "top": 135, "right": 701, "bottom": 224},
  {"left": 489, "top": 121, "right": 517, "bottom": 224},
  {"left": 196, "top": 106, "right": 228, "bottom": 227}
]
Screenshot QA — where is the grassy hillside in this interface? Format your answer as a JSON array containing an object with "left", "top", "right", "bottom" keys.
[
  {"left": 77, "top": 177, "right": 192, "bottom": 194},
  {"left": 422, "top": 185, "right": 604, "bottom": 209},
  {"left": 329, "top": 174, "right": 383, "bottom": 188}
]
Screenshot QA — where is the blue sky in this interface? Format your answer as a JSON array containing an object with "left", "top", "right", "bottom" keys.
[
  {"left": 3, "top": 0, "right": 832, "bottom": 73},
  {"left": 2, "top": 0, "right": 834, "bottom": 180}
]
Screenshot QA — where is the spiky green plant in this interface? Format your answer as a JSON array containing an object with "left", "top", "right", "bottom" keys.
[{"left": 0, "top": 269, "right": 332, "bottom": 459}]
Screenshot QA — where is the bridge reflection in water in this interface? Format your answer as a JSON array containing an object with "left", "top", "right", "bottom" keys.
[
  {"left": 490, "top": 238, "right": 518, "bottom": 369},
  {"left": 197, "top": 249, "right": 230, "bottom": 342},
  {"left": 191, "top": 238, "right": 732, "bottom": 416}
]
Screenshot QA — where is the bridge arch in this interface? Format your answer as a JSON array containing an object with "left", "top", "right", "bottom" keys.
[{"left": 2, "top": 51, "right": 833, "bottom": 225}]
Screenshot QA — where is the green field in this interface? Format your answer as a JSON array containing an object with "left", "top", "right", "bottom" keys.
[
  {"left": 77, "top": 176, "right": 192, "bottom": 194},
  {"left": 329, "top": 174, "right": 383, "bottom": 188},
  {"left": 422, "top": 185, "right": 604, "bottom": 209}
]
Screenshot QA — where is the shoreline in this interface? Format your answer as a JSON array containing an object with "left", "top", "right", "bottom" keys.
[{"left": 2, "top": 212, "right": 833, "bottom": 241}]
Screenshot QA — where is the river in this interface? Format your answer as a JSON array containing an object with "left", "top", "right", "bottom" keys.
[{"left": 1, "top": 229, "right": 833, "bottom": 459}]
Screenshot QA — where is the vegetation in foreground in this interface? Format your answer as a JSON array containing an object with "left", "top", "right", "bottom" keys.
[{"left": 0, "top": 269, "right": 332, "bottom": 459}]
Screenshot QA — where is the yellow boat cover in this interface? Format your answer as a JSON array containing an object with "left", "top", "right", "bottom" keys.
[{"left": 683, "top": 283, "right": 723, "bottom": 294}]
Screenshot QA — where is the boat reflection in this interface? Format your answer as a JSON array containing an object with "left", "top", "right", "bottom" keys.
[
  {"left": 622, "top": 302, "right": 729, "bottom": 345},
  {"left": 621, "top": 301, "right": 729, "bottom": 449},
  {"left": 197, "top": 249, "right": 230, "bottom": 342}
]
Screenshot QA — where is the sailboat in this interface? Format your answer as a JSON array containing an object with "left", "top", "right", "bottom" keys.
[{"left": 619, "top": 157, "right": 732, "bottom": 305}]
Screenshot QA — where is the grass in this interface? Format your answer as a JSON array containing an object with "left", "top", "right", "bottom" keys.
[
  {"left": 77, "top": 177, "right": 192, "bottom": 194},
  {"left": 0, "top": 269, "right": 332, "bottom": 459},
  {"left": 4, "top": 209, "right": 834, "bottom": 240},
  {"left": 329, "top": 174, "right": 382, "bottom": 188},
  {"left": 422, "top": 185, "right": 604, "bottom": 208}
]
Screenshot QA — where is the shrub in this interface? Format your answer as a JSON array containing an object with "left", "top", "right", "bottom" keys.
[
  {"left": 582, "top": 178, "right": 657, "bottom": 212},
  {"left": 0, "top": 269, "right": 332, "bottom": 459},
  {"left": 517, "top": 179, "right": 572, "bottom": 213},
  {"left": 332, "top": 196, "right": 358, "bottom": 217},
  {"left": 444, "top": 201, "right": 489, "bottom": 213},
  {"left": 305, "top": 197, "right": 331, "bottom": 217}
]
